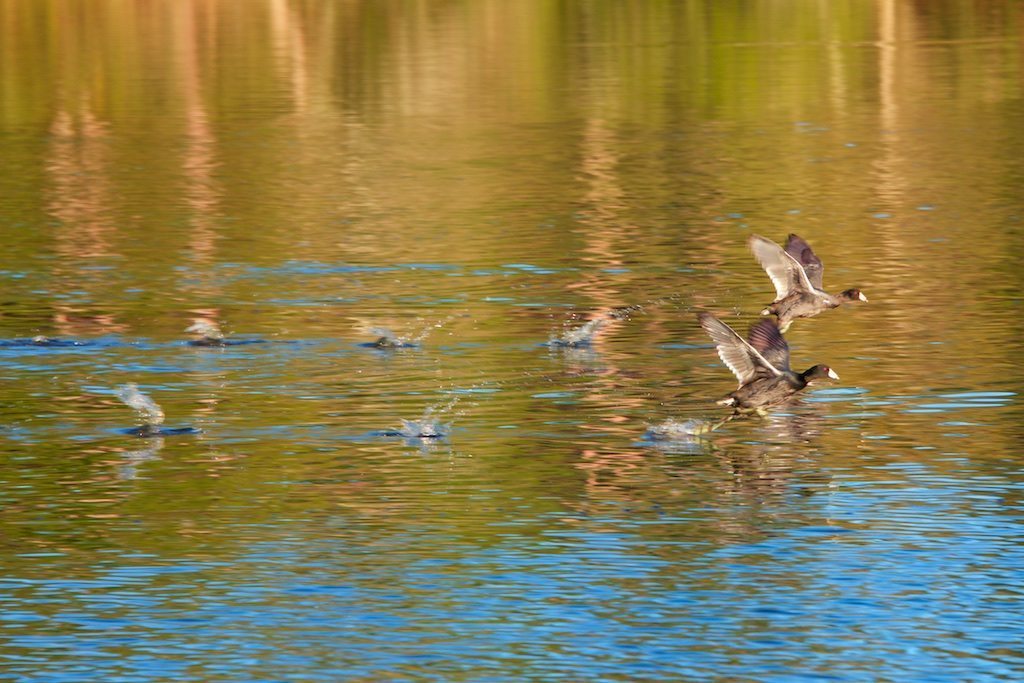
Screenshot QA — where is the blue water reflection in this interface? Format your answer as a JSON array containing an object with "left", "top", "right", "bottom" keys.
[{"left": 3, "top": 470, "right": 1022, "bottom": 681}]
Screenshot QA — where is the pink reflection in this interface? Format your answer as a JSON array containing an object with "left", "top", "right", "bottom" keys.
[
  {"left": 177, "top": 0, "right": 222, "bottom": 269},
  {"left": 46, "top": 103, "right": 115, "bottom": 260},
  {"left": 45, "top": 98, "right": 129, "bottom": 336}
]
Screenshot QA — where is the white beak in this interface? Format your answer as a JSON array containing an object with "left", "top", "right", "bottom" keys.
[
  {"left": 827, "top": 368, "right": 839, "bottom": 380},
  {"left": 858, "top": 292, "right": 868, "bottom": 302}
]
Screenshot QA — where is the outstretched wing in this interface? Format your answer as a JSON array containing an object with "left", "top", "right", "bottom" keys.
[
  {"left": 748, "top": 234, "right": 815, "bottom": 299},
  {"left": 746, "top": 318, "right": 791, "bottom": 372},
  {"left": 698, "top": 312, "right": 784, "bottom": 387},
  {"left": 785, "top": 234, "right": 824, "bottom": 289}
]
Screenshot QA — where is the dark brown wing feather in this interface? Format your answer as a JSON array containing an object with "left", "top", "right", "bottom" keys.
[
  {"left": 748, "top": 234, "right": 814, "bottom": 299},
  {"left": 698, "top": 312, "right": 783, "bottom": 387},
  {"left": 746, "top": 318, "right": 791, "bottom": 372},
  {"left": 785, "top": 234, "right": 824, "bottom": 290}
]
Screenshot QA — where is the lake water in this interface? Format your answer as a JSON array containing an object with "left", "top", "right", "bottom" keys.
[{"left": 2, "top": 1, "right": 1023, "bottom": 680}]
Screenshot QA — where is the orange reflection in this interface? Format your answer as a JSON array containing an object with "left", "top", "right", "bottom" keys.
[
  {"left": 45, "top": 97, "right": 129, "bottom": 336},
  {"left": 176, "top": 1, "right": 222, "bottom": 274},
  {"left": 46, "top": 103, "right": 114, "bottom": 261}
]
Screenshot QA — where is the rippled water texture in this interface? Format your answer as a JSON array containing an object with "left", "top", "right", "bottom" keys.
[{"left": 2, "top": 1, "right": 1024, "bottom": 680}]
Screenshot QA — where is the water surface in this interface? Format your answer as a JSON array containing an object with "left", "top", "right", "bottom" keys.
[{"left": 1, "top": 1, "right": 1023, "bottom": 680}]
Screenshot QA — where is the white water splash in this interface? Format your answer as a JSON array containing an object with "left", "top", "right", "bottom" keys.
[
  {"left": 399, "top": 417, "right": 451, "bottom": 439},
  {"left": 363, "top": 313, "right": 461, "bottom": 348},
  {"left": 410, "top": 313, "right": 461, "bottom": 343},
  {"left": 608, "top": 293, "right": 687, "bottom": 321},
  {"left": 549, "top": 318, "right": 607, "bottom": 348},
  {"left": 116, "top": 383, "right": 165, "bottom": 427},
  {"left": 186, "top": 320, "right": 226, "bottom": 342},
  {"left": 396, "top": 394, "right": 462, "bottom": 439},
  {"left": 368, "top": 326, "right": 413, "bottom": 348},
  {"left": 645, "top": 419, "right": 713, "bottom": 440}
]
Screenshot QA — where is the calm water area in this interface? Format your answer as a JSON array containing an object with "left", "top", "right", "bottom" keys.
[{"left": 2, "top": 1, "right": 1024, "bottom": 680}]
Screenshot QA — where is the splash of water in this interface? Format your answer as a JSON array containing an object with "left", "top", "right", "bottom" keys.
[
  {"left": 409, "top": 313, "right": 462, "bottom": 343},
  {"left": 186, "top": 320, "right": 226, "bottom": 343},
  {"left": 399, "top": 417, "right": 450, "bottom": 439},
  {"left": 396, "top": 394, "right": 461, "bottom": 439},
  {"left": 368, "top": 326, "right": 413, "bottom": 349},
  {"left": 645, "top": 418, "right": 716, "bottom": 440},
  {"left": 547, "top": 294, "right": 688, "bottom": 348},
  {"left": 608, "top": 293, "right": 687, "bottom": 321},
  {"left": 365, "top": 313, "right": 462, "bottom": 348},
  {"left": 116, "top": 383, "right": 165, "bottom": 427},
  {"left": 549, "top": 318, "right": 607, "bottom": 348}
]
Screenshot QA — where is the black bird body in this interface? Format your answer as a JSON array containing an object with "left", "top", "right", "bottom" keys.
[
  {"left": 724, "top": 370, "right": 817, "bottom": 411},
  {"left": 749, "top": 233, "right": 867, "bottom": 332},
  {"left": 697, "top": 312, "right": 838, "bottom": 414}
]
